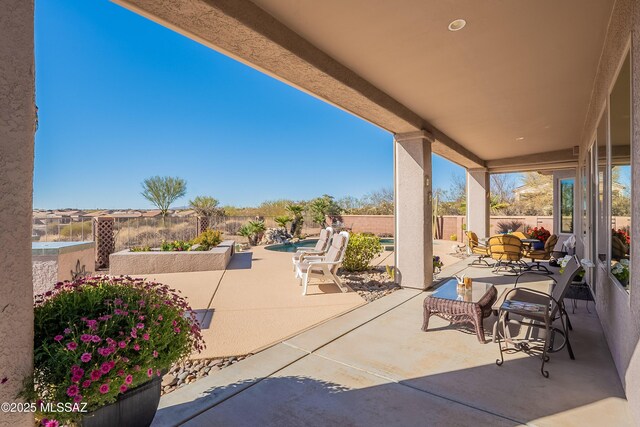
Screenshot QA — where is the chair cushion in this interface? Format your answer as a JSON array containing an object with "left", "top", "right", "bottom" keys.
[
  {"left": 528, "top": 250, "right": 549, "bottom": 260},
  {"left": 472, "top": 246, "right": 489, "bottom": 256}
]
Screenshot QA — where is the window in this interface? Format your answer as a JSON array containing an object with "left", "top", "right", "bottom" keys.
[
  {"left": 560, "top": 179, "right": 574, "bottom": 233},
  {"left": 581, "top": 164, "right": 587, "bottom": 239},
  {"left": 608, "top": 50, "right": 631, "bottom": 292}
]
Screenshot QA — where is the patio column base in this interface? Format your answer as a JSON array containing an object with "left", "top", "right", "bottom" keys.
[{"left": 394, "top": 130, "right": 434, "bottom": 290}]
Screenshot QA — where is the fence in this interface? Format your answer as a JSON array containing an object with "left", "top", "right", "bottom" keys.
[
  {"left": 32, "top": 217, "right": 94, "bottom": 242},
  {"left": 32, "top": 215, "right": 324, "bottom": 251}
]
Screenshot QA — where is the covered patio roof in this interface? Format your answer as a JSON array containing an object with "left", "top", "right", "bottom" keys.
[{"left": 113, "top": 0, "right": 613, "bottom": 170}]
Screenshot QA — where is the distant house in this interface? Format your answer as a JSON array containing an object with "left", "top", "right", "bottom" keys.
[
  {"left": 172, "top": 209, "right": 196, "bottom": 218},
  {"left": 141, "top": 210, "right": 163, "bottom": 218}
]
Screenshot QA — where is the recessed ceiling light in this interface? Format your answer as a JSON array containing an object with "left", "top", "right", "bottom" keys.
[
  {"left": 516, "top": 137, "right": 525, "bottom": 141},
  {"left": 448, "top": 19, "right": 466, "bottom": 31}
]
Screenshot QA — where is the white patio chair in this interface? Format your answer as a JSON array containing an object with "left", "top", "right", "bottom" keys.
[
  {"left": 291, "top": 227, "right": 333, "bottom": 271},
  {"left": 295, "top": 231, "right": 350, "bottom": 295}
]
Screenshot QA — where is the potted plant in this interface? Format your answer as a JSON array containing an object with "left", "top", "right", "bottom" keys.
[
  {"left": 433, "top": 256, "right": 444, "bottom": 278},
  {"left": 611, "top": 259, "right": 630, "bottom": 288},
  {"left": 527, "top": 226, "right": 551, "bottom": 250},
  {"left": 23, "top": 276, "right": 205, "bottom": 427}
]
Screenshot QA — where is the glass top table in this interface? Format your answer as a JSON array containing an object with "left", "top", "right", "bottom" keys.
[
  {"left": 423, "top": 278, "right": 498, "bottom": 343},
  {"left": 430, "top": 277, "right": 494, "bottom": 303}
]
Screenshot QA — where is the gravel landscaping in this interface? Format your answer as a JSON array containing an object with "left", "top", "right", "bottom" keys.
[
  {"left": 339, "top": 266, "right": 400, "bottom": 302},
  {"left": 161, "top": 354, "right": 252, "bottom": 395}
]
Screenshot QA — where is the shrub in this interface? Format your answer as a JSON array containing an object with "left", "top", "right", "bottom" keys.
[
  {"left": 24, "top": 276, "right": 204, "bottom": 424},
  {"left": 130, "top": 246, "right": 151, "bottom": 252},
  {"left": 161, "top": 240, "right": 191, "bottom": 251},
  {"left": 191, "top": 229, "right": 222, "bottom": 250},
  {"left": 496, "top": 220, "right": 524, "bottom": 234},
  {"left": 342, "top": 233, "right": 383, "bottom": 272},
  {"left": 450, "top": 234, "right": 457, "bottom": 241}
]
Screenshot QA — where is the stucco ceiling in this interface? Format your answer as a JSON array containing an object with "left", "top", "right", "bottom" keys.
[{"left": 250, "top": 0, "right": 615, "bottom": 161}]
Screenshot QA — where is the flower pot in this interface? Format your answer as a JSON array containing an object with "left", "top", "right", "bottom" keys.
[
  {"left": 532, "top": 241, "right": 544, "bottom": 250},
  {"left": 80, "top": 375, "right": 162, "bottom": 427}
]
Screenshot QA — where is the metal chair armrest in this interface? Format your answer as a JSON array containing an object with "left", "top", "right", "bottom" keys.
[{"left": 514, "top": 272, "right": 557, "bottom": 287}]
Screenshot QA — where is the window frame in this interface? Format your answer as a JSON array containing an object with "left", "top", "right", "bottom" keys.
[{"left": 606, "top": 41, "right": 633, "bottom": 294}]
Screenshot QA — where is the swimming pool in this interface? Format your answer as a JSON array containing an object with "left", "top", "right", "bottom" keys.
[{"left": 265, "top": 238, "right": 395, "bottom": 253}]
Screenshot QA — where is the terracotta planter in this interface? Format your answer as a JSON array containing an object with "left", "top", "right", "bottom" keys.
[{"left": 80, "top": 375, "right": 162, "bottom": 427}]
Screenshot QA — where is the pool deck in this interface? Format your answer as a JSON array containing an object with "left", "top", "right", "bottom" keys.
[
  {"left": 136, "top": 239, "right": 463, "bottom": 358},
  {"left": 138, "top": 245, "right": 366, "bottom": 358}
]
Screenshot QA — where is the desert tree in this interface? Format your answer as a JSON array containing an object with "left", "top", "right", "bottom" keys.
[
  {"left": 189, "top": 196, "right": 224, "bottom": 217},
  {"left": 141, "top": 176, "right": 187, "bottom": 225}
]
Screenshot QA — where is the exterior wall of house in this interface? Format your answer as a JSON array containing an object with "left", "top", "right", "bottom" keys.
[
  {"left": 576, "top": 0, "right": 640, "bottom": 422},
  {"left": 0, "top": 1, "right": 35, "bottom": 426}
]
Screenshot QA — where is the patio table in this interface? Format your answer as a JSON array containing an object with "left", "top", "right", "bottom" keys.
[{"left": 422, "top": 278, "right": 497, "bottom": 343}]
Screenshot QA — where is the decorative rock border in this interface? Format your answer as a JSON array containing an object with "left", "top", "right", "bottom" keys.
[
  {"left": 339, "top": 266, "right": 400, "bottom": 302},
  {"left": 161, "top": 355, "right": 252, "bottom": 395}
]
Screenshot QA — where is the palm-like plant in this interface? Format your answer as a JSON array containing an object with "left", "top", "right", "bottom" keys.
[
  {"left": 189, "top": 196, "right": 223, "bottom": 217},
  {"left": 238, "top": 220, "right": 267, "bottom": 245},
  {"left": 286, "top": 204, "right": 305, "bottom": 237},
  {"left": 141, "top": 176, "right": 187, "bottom": 225},
  {"left": 274, "top": 215, "right": 292, "bottom": 230}
]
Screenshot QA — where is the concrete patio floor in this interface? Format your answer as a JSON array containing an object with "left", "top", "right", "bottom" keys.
[
  {"left": 139, "top": 246, "right": 366, "bottom": 358},
  {"left": 138, "top": 240, "right": 459, "bottom": 358},
  {"left": 152, "top": 259, "right": 633, "bottom": 426}
]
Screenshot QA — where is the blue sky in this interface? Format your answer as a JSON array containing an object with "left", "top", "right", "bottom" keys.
[{"left": 34, "top": 0, "right": 464, "bottom": 209}]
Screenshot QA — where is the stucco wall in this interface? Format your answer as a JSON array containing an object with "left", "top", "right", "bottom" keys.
[
  {"left": 0, "top": 1, "right": 35, "bottom": 425},
  {"left": 32, "top": 246, "right": 95, "bottom": 295},
  {"left": 57, "top": 246, "right": 95, "bottom": 281},
  {"left": 109, "top": 246, "right": 232, "bottom": 275},
  {"left": 32, "top": 257, "right": 58, "bottom": 295},
  {"left": 577, "top": 0, "right": 640, "bottom": 423},
  {"left": 335, "top": 215, "right": 394, "bottom": 235}
]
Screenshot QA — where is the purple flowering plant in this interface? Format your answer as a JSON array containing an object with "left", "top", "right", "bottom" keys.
[{"left": 23, "top": 276, "right": 204, "bottom": 423}]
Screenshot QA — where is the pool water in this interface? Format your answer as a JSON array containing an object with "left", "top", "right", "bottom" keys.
[{"left": 265, "top": 238, "right": 395, "bottom": 253}]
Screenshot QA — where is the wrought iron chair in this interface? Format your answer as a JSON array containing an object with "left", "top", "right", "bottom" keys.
[
  {"left": 495, "top": 256, "right": 582, "bottom": 377},
  {"left": 524, "top": 234, "right": 558, "bottom": 274},
  {"left": 466, "top": 231, "right": 492, "bottom": 267},
  {"left": 488, "top": 235, "right": 523, "bottom": 274}
]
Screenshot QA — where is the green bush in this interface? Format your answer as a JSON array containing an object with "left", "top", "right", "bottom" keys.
[
  {"left": 130, "top": 246, "right": 151, "bottom": 252},
  {"left": 161, "top": 240, "right": 191, "bottom": 251},
  {"left": 191, "top": 229, "right": 222, "bottom": 250},
  {"left": 342, "top": 233, "right": 383, "bottom": 272}
]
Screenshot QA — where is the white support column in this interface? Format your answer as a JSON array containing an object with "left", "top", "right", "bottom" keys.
[
  {"left": 0, "top": 2, "right": 35, "bottom": 426},
  {"left": 466, "top": 169, "right": 490, "bottom": 238},
  {"left": 394, "top": 130, "right": 433, "bottom": 290}
]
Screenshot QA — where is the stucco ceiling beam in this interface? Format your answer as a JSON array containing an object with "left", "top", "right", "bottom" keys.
[{"left": 112, "top": 0, "right": 485, "bottom": 169}]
